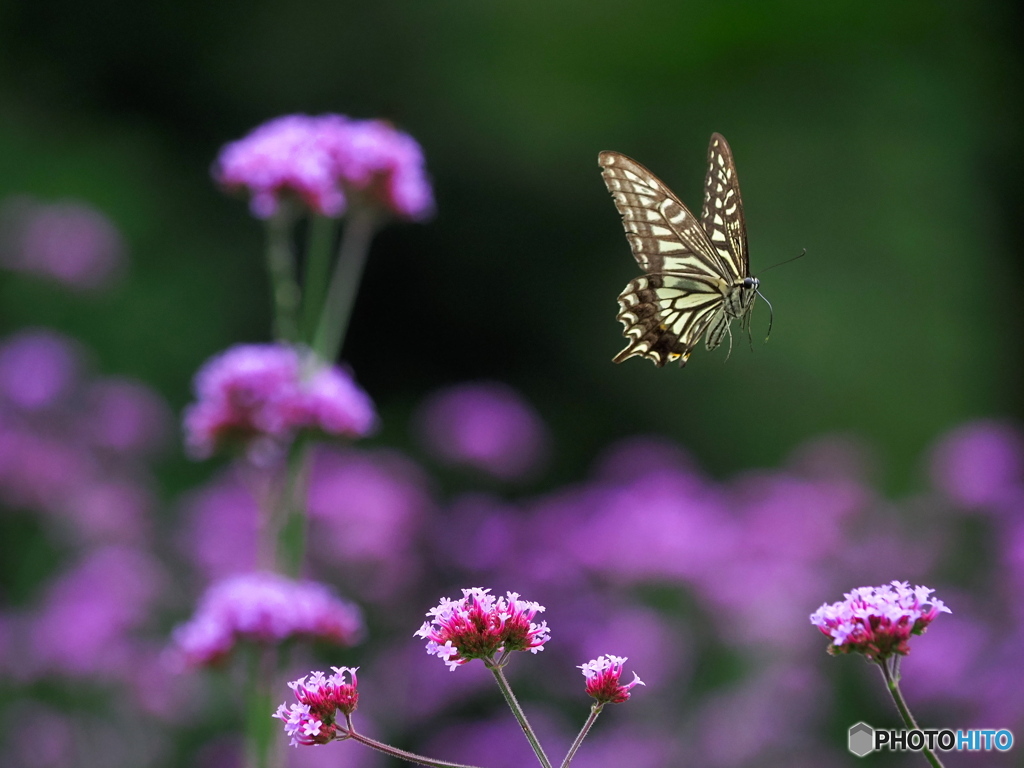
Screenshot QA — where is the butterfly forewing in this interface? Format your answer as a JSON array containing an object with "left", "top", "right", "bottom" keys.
[
  {"left": 600, "top": 135, "right": 756, "bottom": 368},
  {"left": 701, "top": 133, "right": 748, "bottom": 280},
  {"left": 598, "top": 152, "right": 729, "bottom": 278}
]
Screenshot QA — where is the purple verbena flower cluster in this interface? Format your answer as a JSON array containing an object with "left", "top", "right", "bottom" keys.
[
  {"left": 213, "top": 114, "right": 434, "bottom": 220},
  {"left": 414, "top": 587, "right": 551, "bottom": 670},
  {"left": 170, "top": 572, "right": 363, "bottom": 667},
  {"left": 579, "top": 655, "right": 645, "bottom": 704},
  {"left": 810, "top": 581, "right": 951, "bottom": 660},
  {"left": 183, "top": 343, "right": 375, "bottom": 460},
  {"left": 274, "top": 667, "right": 359, "bottom": 747}
]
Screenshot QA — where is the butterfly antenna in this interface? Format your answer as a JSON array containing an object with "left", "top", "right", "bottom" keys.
[
  {"left": 755, "top": 289, "right": 774, "bottom": 342},
  {"left": 754, "top": 248, "right": 806, "bottom": 278}
]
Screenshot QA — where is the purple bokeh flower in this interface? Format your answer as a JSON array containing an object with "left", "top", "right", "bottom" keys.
[
  {"left": 579, "top": 654, "right": 644, "bottom": 704},
  {"left": 306, "top": 446, "right": 429, "bottom": 600},
  {"left": 0, "top": 196, "right": 125, "bottom": 291},
  {"left": 81, "top": 378, "right": 173, "bottom": 457},
  {"left": 170, "top": 572, "right": 363, "bottom": 668},
  {"left": 183, "top": 344, "right": 375, "bottom": 460},
  {"left": 177, "top": 469, "right": 260, "bottom": 581},
  {"left": 414, "top": 588, "right": 550, "bottom": 670},
  {"left": 213, "top": 114, "right": 433, "bottom": 220},
  {"left": 414, "top": 381, "right": 549, "bottom": 481},
  {"left": 929, "top": 420, "right": 1024, "bottom": 510},
  {"left": 25, "top": 546, "right": 166, "bottom": 678},
  {"left": 810, "top": 581, "right": 950, "bottom": 660},
  {"left": 0, "top": 329, "right": 81, "bottom": 412}
]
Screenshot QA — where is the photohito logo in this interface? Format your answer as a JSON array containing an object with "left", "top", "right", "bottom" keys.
[{"left": 847, "top": 722, "right": 1014, "bottom": 757}]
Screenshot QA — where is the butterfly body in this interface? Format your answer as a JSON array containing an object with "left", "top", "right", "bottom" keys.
[{"left": 600, "top": 133, "right": 755, "bottom": 367}]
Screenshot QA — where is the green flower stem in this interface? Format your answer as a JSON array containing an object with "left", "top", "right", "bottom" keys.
[
  {"left": 301, "top": 215, "right": 337, "bottom": 343},
  {"left": 341, "top": 722, "right": 484, "bottom": 768},
  {"left": 277, "top": 435, "right": 313, "bottom": 577},
  {"left": 265, "top": 210, "right": 302, "bottom": 342},
  {"left": 312, "top": 205, "right": 379, "bottom": 362},
  {"left": 489, "top": 664, "right": 553, "bottom": 768},
  {"left": 878, "top": 659, "right": 945, "bottom": 768},
  {"left": 244, "top": 645, "right": 277, "bottom": 768},
  {"left": 559, "top": 704, "right": 604, "bottom": 768}
]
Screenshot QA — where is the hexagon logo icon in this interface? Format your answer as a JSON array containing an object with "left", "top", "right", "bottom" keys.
[{"left": 848, "top": 722, "right": 875, "bottom": 757}]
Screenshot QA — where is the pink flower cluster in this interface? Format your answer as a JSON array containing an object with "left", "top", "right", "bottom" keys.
[
  {"left": 183, "top": 344, "right": 376, "bottom": 460},
  {"left": 273, "top": 667, "right": 359, "bottom": 747},
  {"left": 578, "top": 655, "right": 645, "bottom": 704},
  {"left": 414, "top": 588, "right": 550, "bottom": 671},
  {"left": 170, "top": 572, "right": 363, "bottom": 667},
  {"left": 213, "top": 114, "right": 434, "bottom": 220},
  {"left": 810, "top": 581, "right": 951, "bottom": 660}
]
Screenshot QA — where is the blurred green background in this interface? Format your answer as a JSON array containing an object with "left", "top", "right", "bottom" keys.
[{"left": 2, "top": 0, "right": 1021, "bottom": 493}]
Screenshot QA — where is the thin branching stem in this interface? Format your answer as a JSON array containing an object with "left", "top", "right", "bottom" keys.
[
  {"left": 489, "top": 663, "right": 553, "bottom": 768},
  {"left": 559, "top": 704, "right": 603, "bottom": 768},
  {"left": 877, "top": 659, "right": 945, "bottom": 768}
]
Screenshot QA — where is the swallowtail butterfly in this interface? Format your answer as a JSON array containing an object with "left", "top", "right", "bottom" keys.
[{"left": 599, "top": 133, "right": 758, "bottom": 367}]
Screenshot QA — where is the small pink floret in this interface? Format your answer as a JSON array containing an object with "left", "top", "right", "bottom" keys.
[{"left": 578, "top": 654, "right": 645, "bottom": 704}]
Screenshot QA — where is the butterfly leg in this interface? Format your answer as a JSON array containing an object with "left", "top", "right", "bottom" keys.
[{"left": 723, "top": 323, "right": 734, "bottom": 362}]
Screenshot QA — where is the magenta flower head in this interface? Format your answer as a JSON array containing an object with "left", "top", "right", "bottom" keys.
[
  {"left": 274, "top": 667, "right": 359, "bottom": 747},
  {"left": 183, "top": 343, "right": 375, "bottom": 460},
  {"left": 170, "top": 572, "right": 363, "bottom": 667},
  {"left": 810, "top": 581, "right": 950, "bottom": 660},
  {"left": 213, "top": 114, "right": 433, "bottom": 220},
  {"left": 414, "top": 588, "right": 551, "bottom": 670},
  {"left": 579, "top": 655, "right": 645, "bottom": 704}
]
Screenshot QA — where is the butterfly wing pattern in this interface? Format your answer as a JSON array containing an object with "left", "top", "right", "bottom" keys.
[{"left": 599, "top": 133, "right": 758, "bottom": 367}]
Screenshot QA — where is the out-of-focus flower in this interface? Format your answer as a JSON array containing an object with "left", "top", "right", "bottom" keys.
[
  {"left": 579, "top": 655, "right": 644, "bottom": 704},
  {"left": 183, "top": 344, "right": 375, "bottom": 460},
  {"left": 0, "top": 329, "right": 81, "bottom": 412},
  {"left": 306, "top": 447, "right": 429, "bottom": 600},
  {"left": 177, "top": 470, "right": 259, "bottom": 581},
  {"left": 414, "top": 588, "right": 550, "bottom": 671},
  {"left": 414, "top": 381, "right": 549, "bottom": 481},
  {"left": 929, "top": 420, "right": 1024, "bottom": 510},
  {"left": 81, "top": 378, "right": 173, "bottom": 457},
  {"left": 274, "top": 667, "right": 359, "bottom": 747},
  {"left": 0, "top": 196, "right": 125, "bottom": 291},
  {"left": 170, "top": 572, "right": 363, "bottom": 668},
  {"left": 810, "top": 581, "right": 950, "bottom": 660},
  {"left": 213, "top": 114, "right": 433, "bottom": 220},
  {"left": 26, "top": 546, "right": 166, "bottom": 678}
]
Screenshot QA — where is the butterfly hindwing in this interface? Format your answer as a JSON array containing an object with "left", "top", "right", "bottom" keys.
[
  {"left": 701, "top": 132, "right": 748, "bottom": 280},
  {"left": 599, "top": 151, "right": 729, "bottom": 278},
  {"left": 613, "top": 272, "right": 725, "bottom": 367}
]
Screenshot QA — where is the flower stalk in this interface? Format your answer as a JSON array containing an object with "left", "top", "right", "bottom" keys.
[
  {"left": 878, "top": 659, "right": 945, "bottom": 768},
  {"left": 312, "top": 205, "right": 379, "bottom": 363},
  {"left": 264, "top": 209, "right": 301, "bottom": 343},
  {"left": 560, "top": 703, "right": 603, "bottom": 768},
  {"left": 489, "top": 662, "right": 553, "bottom": 768}
]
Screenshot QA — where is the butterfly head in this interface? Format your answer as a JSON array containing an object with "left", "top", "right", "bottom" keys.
[{"left": 742, "top": 277, "right": 759, "bottom": 290}]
